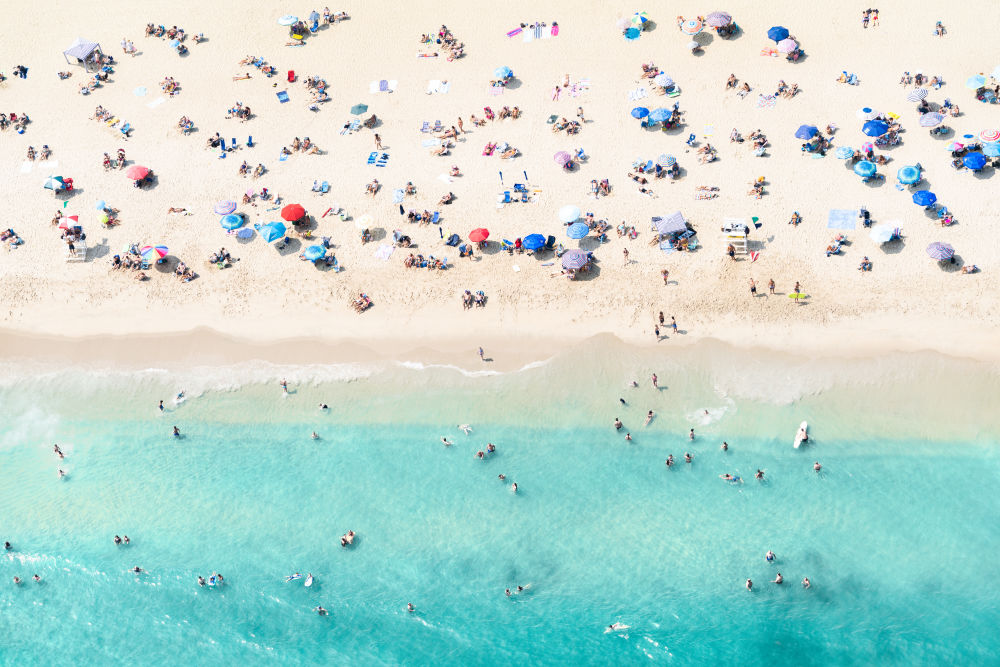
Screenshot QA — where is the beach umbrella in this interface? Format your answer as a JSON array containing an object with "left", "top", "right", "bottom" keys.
[
  {"left": 926, "top": 242, "right": 954, "bottom": 260},
  {"left": 705, "top": 11, "right": 732, "bottom": 27},
  {"left": 624, "top": 27, "right": 641, "bottom": 40},
  {"left": 961, "top": 133, "right": 976, "bottom": 143},
  {"left": 350, "top": 103, "right": 368, "bottom": 115},
  {"left": 906, "top": 89, "right": 929, "bottom": 102},
  {"left": 964, "top": 152, "right": 987, "bottom": 170},
  {"left": 680, "top": 18, "right": 703, "bottom": 35},
  {"left": 214, "top": 200, "right": 237, "bottom": 215},
  {"left": 126, "top": 165, "right": 150, "bottom": 180},
  {"left": 558, "top": 205, "right": 581, "bottom": 223},
  {"left": 281, "top": 203, "right": 305, "bottom": 221},
  {"left": 767, "top": 26, "right": 789, "bottom": 42},
  {"left": 777, "top": 38, "right": 797, "bottom": 53},
  {"left": 95, "top": 200, "right": 106, "bottom": 210},
  {"left": 42, "top": 176, "right": 65, "bottom": 190},
  {"left": 277, "top": 15, "right": 298, "bottom": 26},
  {"left": 794, "top": 124, "right": 818, "bottom": 139},
  {"left": 860, "top": 141, "right": 874, "bottom": 153},
  {"left": 567, "top": 222, "right": 589, "bottom": 240},
  {"left": 469, "top": 228, "right": 489, "bottom": 242},
  {"left": 919, "top": 112, "right": 945, "bottom": 128},
  {"left": 965, "top": 75, "right": 986, "bottom": 90},
  {"left": 302, "top": 245, "right": 326, "bottom": 262},
  {"left": 168, "top": 39, "right": 180, "bottom": 48},
  {"left": 946, "top": 142, "right": 965, "bottom": 152},
  {"left": 648, "top": 108, "right": 670, "bottom": 122},
  {"left": 657, "top": 154, "right": 677, "bottom": 167},
  {"left": 553, "top": 151, "right": 572, "bottom": 166},
  {"left": 140, "top": 245, "right": 168, "bottom": 261},
  {"left": 353, "top": 214, "right": 373, "bottom": 230},
  {"left": 260, "top": 222, "right": 287, "bottom": 243},
  {"left": 854, "top": 161, "right": 877, "bottom": 178},
  {"left": 686, "top": 40, "right": 700, "bottom": 50},
  {"left": 523, "top": 234, "right": 546, "bottom": 250},
  {"left": 912, "top": 190, "right": 937, "bottom": 207},
  {"left": 856, "top": 107, "right": 880, "bottom": 121},
  {"left": 834, "top": 146, "right": 854, "bottom": 159},
  {"left": 631, "top": 12, "right": 649, "bottom": 26},
  {"left": 220, "top": 214, "right": 243, "bottom": 230},
  {"left": 631, "top": 107, "right": 650, "bottom": 119},
  {"left": 980, "top": 129, "right": 1000, "bottom": 143},
  {"left": 653, "top": 73, "right": 674, "bottom": 88},
  {"left": 57, "top": 215, "right": 79, "bottom": 230},
  {"left": 983, "top": 143, "right": 1000, "bottom": 157},
  {"left": 862, "top": 120, "right": 889, "bottom": 137},
  {"left": 561, "top": 249, "right": 590, "bottom": 269},
  {"left": 494, "top": 66, "right": 512, "bottom": 79},
  {"left": 897, "top": 165, "right": 921, "bottom": 184},
  {"left": 870, "top": 225, "right": 895, "bottom": 243}
]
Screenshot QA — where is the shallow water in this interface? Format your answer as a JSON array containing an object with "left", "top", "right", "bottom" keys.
[{"left": 1, "top": 341, "right": 999, "bottom": 664}]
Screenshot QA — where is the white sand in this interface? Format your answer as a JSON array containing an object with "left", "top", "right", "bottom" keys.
[{"left": 0, "top": 1, "right": 998, "bottom": 362}]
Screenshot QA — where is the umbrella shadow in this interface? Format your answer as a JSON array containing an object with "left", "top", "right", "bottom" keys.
[
  {"left": 479, "top": 241, "right": 503, "bottom": 256},
  {"left": 90, "top": 238, "right": 112, "bottom": 260},
  {"left": 234, "top": 231, "right": 256, "bottom": 244},
  {"left": 643, "top": 20, "right": 658, "bottom": 32},
  {"left": 863, "top": 177, "right": 885, "bottom": 188},
  {"left": 573, "top": 263, "right": 601, "bottom": 281},
  {"left": 579, "top": 237, "right": 602, "bottom": 252},
  {"left": 694, "top": 32, "right": 713, "bottom": 47},
  {"left": 972, "top": 167, "right": 995, "bottom": 180},
  {"left": 370, "top": 228, "right": 387, "bottom": 242},
  {"left": 276, "top": 237, "right": 302, "bottom": 256},
  {"left": 940, "top": 255, "right": 965, "bottom": 272},
  {"left": 504, "top": 78, "right": 523, "bottom": 91},
  {"left": 881, "top": 238, "right": 905, "bottom": 255}
]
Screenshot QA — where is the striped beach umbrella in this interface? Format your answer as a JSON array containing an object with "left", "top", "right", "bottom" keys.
[
  {"left": 853, "top": 161, "right": 877, "bottom": 178},
  {"left": 705, "top": 11, "right": 732, "bottom": 28},
  {"left": 777, "top": 38, "right": 797, "bottom": 53},
  {"left": 946, "top": 142, "right": 965, "bottom": 151},
  {"left": 897, "top": 166, "right": 921, "bottom": 185},
  {"left": 680, "top": 18, "right": 703, "bottom": 35},
  {"left": 926, "top": 242, "right": 954, "bottom": 260},
  {"left": 834, "top": 146, "right": 854, "bottom": 159},
  {"left": 631, "top": 12, "right": 649, "bottom": 26},
  {"left": 567, "top": 222, "right": 589, "bottom": 239},
  {"left": 906, "top": 89, "right": 929, "bottom": 102},
  {"left": 561, "top": 249, "right": 590, "bottom": 269},
  {"left": 859, "top": 141, "right": 874, "bottom": 153},
  {"left": 214, "top": 200, "right": 237, "bottom": 215},
  {"left": 856, "top": 107, "right": 880, "bottom": 121},
  {"left": 140, "top": 245, "right": 168, "bottom": 261},
  {"left": 657, "top": 154, "right": 677, "bottom": 167},
  {"left": 57, "top": 215, "right": 79, "bottom": 230},
  {"left": 260, "top": 222, "right": 287, "bottom": 243},
  {"left": 980, "top": 129, "right": 1000, "bottom": 143},
  {"left": 919, "top": 112, "right": 945, "bottom": 128}
]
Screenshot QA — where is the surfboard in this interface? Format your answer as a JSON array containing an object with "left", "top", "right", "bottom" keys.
[
  {"left": 304, "top": 574, "right": 314, "bottom": 587},
  {"left": 793, "top": 421, "right": 808, "bottom": 449},
  {"left": 284, "top": 574, "right": 303, "bottom": 582}
]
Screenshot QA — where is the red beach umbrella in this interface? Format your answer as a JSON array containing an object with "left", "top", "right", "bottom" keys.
[
  {"left": 281, "top": 204, "right": 306, "bottom": 221},
  {"left": 469, "top": 228, "right": 490, "bottom": 242},
  {"left": 57, "top": 215, "right": 79, "bottom": 229},
  {"left": 126, "top": 165, "right": 150, "bottom": 180}
]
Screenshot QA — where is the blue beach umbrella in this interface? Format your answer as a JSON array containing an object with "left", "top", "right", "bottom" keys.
[
  {"left": 657, "top": 154, "right": 677, "bottom": 167},
  {"left": 220, "top": 214, "right": 243, "bottom": 230},
  {"left": 834, "top": 146, "right": 854, "bottom": 159},
  {"left": 767, "top": 26, "right": 789, "bottom": 42},
  {"left": 965, "top": 75, "right": 986, "bottom": 90},
  {"left": 567, "top": 222, "right": 589, "bottom": 239},
  {"left": 926, "top": 242, "right": 954, "bottom": 260},
  {"left": 963, "top": 152, "right": 987, "bottom": 170},
  {"left": 277, "top": 15, "right": 298, "bottom": 26},
  {"left": 919, "top": 112, "right": 945, "bottom": 128},
  {"left": 624, "top": 27, "right": 641, "bottom": 40},
  {"left": 494, "top": 66, "right": 512, "bottom": 79},
  {"left": 912, "top": 190, "right": 937, "bottom": 207},
  {"left": 983, "top": 143, "right": 1000, "bottom": 157},
  {"left": 260, "top": 222, "right": 287, "bottom": 243},
  {"left": 523, "top": 234, "right": 546, "bottom": 250},
  {"left": 795, "top": 124, "right": 818, "bottom": 139},
  {"left": 862, "top": 120, "right": 889, "bottom": 137},
  {"left": 561, "top": 249, "right": 590, "bottom": 269},
  {"left": 631, "top": 107, "right": 650, "bottom": 119},
  {"left": 302, "top": 245, "right": 326, "bottom": 262},
  {"left": 95, "top": 199, "right": 107, "bottom": 210},
  {"left": 43, "top": 176, "right": 65, "bottom": 190},
  {"left": 854, "top": 161, "right": 877, "bottom": 178},
  {"left": 896, "top": 165, "right": 921, "bottom": 184},
  {"left": 648, "top": 108, "right": 670, "bottom": 122}
]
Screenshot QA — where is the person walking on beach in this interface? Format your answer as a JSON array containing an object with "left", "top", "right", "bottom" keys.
[
  {"left": 158, "top": 400, "right": 164, "bottom": 412},
  {"left": 121, "top": 37, "right": 128, "bottom": 55},
  {"left": 749, "top": 278, "right": 757, "bottom": 296},
  {"left": 661, "top": 269, "right": 669, "bottom": 286},
  {"left": 374, "top": 134, "right": 382, "bottom": 150},
  {"left": 671, "top": 316, "right": 677, "bottom": 334},
  {"left": 623, "top": 248, "right": 630, "bottom": 265},
  {"left": 457, "top": 117, "right": 464, "bottom": 133},
  {"left": 654, "top": 324, "right": 660, "bottom": 340},
  {"left": 768, "top": 278, "right": 775, "bottom": 294},
  {"left": 651, "top": 373, "right": 658, "bottom": 388},
  {"left": 871, "top": 9, "right": 879, "bottom": 27},
  {"left": 478, "top": 346, "right": 484, "bottom": 361},
  {"left": 577, "top": 106, "right": 585, "bottom": 122}
]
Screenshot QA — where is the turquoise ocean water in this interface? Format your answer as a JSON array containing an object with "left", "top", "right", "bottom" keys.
[{"left": 2, "top": 339, "right": 999, "bottom": 665}]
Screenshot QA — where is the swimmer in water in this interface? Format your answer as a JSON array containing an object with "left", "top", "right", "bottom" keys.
[
  {"left": 630, "top": 381, "right": 639, "bottom": 388},
  {"left": 814, "top": 461, "right": 822, "bottom": 472},
  {"left": 441, "top": 437, "right": 453, "bottom": 446},
  {"left": 458, "top": 424, "right": 472, "bottom": 435},
  {"left": 123, "top": 535, "right": 130, "bottom": 545},
  {"left": 198, "top": 576, "right": 206, "bottom": 586},
  {"left": 476, "top": 450, "right": 485, "bottom": 459},
  {"left": 53, "top": 444, "right": 64, "bottom": 459},
  {"left": 498, "top": 474, "right": 506, "bottom": 481},
  {"left": 773, "top": 573, "right": 783, "bottom": 584},
  {"left": 319, "top": 403, "right": 328, "bottom": 410},
  {"left": 517, "top": 585, "right": 524, "bottom": 593},
  {"left": 133, "top": 566, "right": 143, "bottom": 573},
  {"left": 624, "top": 433, "right": 632, "bottom": 441},
  {"left": 665, "top": 455, "right": 674, "bottom": 467},
  {"left": 766, "top": 550, "right": 775, "bottom": 562},
  {"left": 644, "top": 410, "right": 654, "bottom": 426},
  {"left": 722, "top": 441, "right": 729, "bottom": 451},
  {"left": 619, "top": 397, "right": 626, "bottom": 406},
  {"left": 32, "top": 574, "right": 40, "bottom": 582},
  {"left": 13, "top": 576, "right": 22, "bottom": 585},
  {"left": 176, "top": 390, "right": 185, "bottom": 401},
  {"left": 58, "top": 469, "right": 66, "bottom": 478},
  {"left": 689, "top": 428, "right": 695, "bottom": 440},
  {"left": 311, "top": 432, "right": 320, "bottom": 440},
  {"left": 315, "top": 606, "right": 328, "bottom": 615},
  {"left": 802, "top": 577, "right": 810, "bottom": 589},
  {"left": 4, "top": 541, "right": 11, "bottom": 550},
  {"left": 407, "top": 603, "right": 415, "bottom": 612},
  {"left": 755, "top": 469, "right": 765, "bottom": 480},
  {"left": 684, "top": 452, "right": 692, "bottom": 463},
  {"left": 173, "top": 426, "right": 180, "bottom": 437},
  {"left": 505, "top": 588, "right": 512, "bottom": 597},
  {"left": 114, "top": 535, "right": 122, "bottom": 545},
  {"left": 614, "top": 418, "right": 623, "bottom": 430},
  {"left": 511, "top": 482, "right": 518, "bottom": 493},
  {"left": 159, "top": 400, "right": 164, "bottom": 412},
  {"left": 746, "top": 579, "right": 753, "bottom": 591},
  {"left": 486, "top": 443, "right": 495, "bottom": 453}
]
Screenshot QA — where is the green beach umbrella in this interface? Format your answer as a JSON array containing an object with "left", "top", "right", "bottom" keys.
[{"left": 350, "top": 103, "right": 368, "bottom": 115}]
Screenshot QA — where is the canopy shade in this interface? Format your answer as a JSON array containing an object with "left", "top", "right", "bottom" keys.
[
  {"left": 653, "top": 211, "right": 687, "bottom": 235},
  {"left": 63, "top": 38, "right": 103, "bottom": 71}
]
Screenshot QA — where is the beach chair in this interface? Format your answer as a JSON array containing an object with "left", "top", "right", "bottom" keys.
[
  {"left": 320, "top": 181, "right": 330, "bottom": 194},
  {"left": 419, "top": 121, "right": 430, "bottom": 132},
  {"left": 555, "top": 243, "right": 566, "bottom": 257},
  {"left": 545, "top": 235, "right": 556, "bottom": 250},
  {"left": 329, "top": 256, "right": 341, "bottom": 272},
  {"left": 501, "top": 239, "right": 514, "bottom": 253},
  {"left": 520, "top": 191, "right": 529, "bottom": 203},
  {"left": 287, "top": 70, "right": 296, "bottom": 82},
  {"left": 120, "top": 122, "right": 131, "bottom": 137},
  {"left": 499, "top": 191, "right": 511, "bottom": 204},
  {"left": 430, "top": 211, "right": 440, "bottom": 224},
  {"left": 432, "top": 120, "right": 443, "bottom": 132}
]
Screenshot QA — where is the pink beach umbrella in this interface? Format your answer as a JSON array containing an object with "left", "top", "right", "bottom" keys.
[
  {"left": 776, "top": 38, "right": 797, "bottom": 53},
  {"left": 980, "top": 129, "right": 1000, "bottom": 143},
  {"left": 57, "top": 215, "right": 79, "bottom": 230},
  {"left": 140, "top": 245, "right": 168, "bottom": 261},
  {"left": 553, "top": 151, "right": 572, "bottom": 166}
]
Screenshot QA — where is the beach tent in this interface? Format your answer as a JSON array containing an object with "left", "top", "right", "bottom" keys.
[
  {"left": 63, "top": 38, "right": 103, "bottom": 72},
  {"left": 653, "top": 211, "right": 687, "bottom": 235}
]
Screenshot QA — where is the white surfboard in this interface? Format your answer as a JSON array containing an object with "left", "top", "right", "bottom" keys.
[
  {"left": 793, "top": 421, "right": 808, "bottom": 449},
  {"left": 304, "top": 574, "right": 314, "bottom": 587}
]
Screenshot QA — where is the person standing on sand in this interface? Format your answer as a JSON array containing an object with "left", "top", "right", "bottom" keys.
[
  {"left": 749, "top": 278, "right": 757, "bottom": 296},
  {"left": 577, "top": 107, "right": 585, "bottom": 122},
  {"left": 374, "top": 134, "right": 382, "bottom": 150},
  {"left": 478, "top": 346, "right": 484, "bottom": 361},
  {"left": 623, "top": 248, "right": 629, "bottom": 265},
  {"left": 872, "top": 9, "right": 879, "bottom": 27},
  {"left": 457, "top": 117, "right": 464, "bottom": 133},
  {"left": 659, "top": 312, "right": 665, "bottom": 325},
  {"left": 661, "top": 269, "right": 669, "bottom": 286},
  {"left": 121, "top": 38, "right": 128, "bottom": 55},
  {"left": 654, "top": 325, "right": 660, "bottom": 340},
  {"left": 768, "top": 279, "right": 775, "bottom": 294},
  {"left": 671, "top": 316, "right": 677, "bottom": 334},
  {"left": 651, "top": 373, "right": 658, "bottom": 388}
]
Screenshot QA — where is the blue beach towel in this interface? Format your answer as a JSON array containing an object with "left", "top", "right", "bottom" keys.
[{"left": 277, "top": 91, "right": 290, "bottom": 103}]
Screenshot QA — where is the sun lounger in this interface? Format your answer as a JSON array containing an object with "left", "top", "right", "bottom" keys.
[
  {"left": 419, "top": 121, "right": 430, "bottom": 132},
  {"left": 367, "top": 151, "right": 377, "bottom": 164},
  {"left": 430, "top": 211, "right": 440, "bottom": 224}
]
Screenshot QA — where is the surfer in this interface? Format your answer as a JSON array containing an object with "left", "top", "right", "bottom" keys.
[
  {"left": 746, "top": 579, "right": 753, "bottom": 591},
  {"left": 441, "top": 437, "right": 453, "bottom": 446},
  {"left": 802, "top": 577, "right": 811, "bottom": 589},
  {"left": 755, "top": 469, "right": 765, "bottom": 480},
  {"left": 813, "top": 461, "right": 822, "bottom": 472},
  {"left": 459, "top": 424, "right": 472, "bottom": 435},
  {"left": 172, "top": 426, "right": 180, "bottom": 437},
  {"left": 614, "top": 418, "right": 623, "bottom": 430},
  {"left": 198, "top": 576, "right": 206, "bottom": 586},
  {"left": 684, "top": 452, "right": 692, "bottom": 463},
  {"left": 624, "top": 433, "right": 632, "bottom": 441},
  {"left": 407, "top": 603, "right": 415, "bottom": 612},
  {"left": 315, "top": 606, "right": 328, "bottom": 615},
  {"left": 159, "top": 400, "right": 164, "bottom": 412},
  {"left": 644, "top": 410, "right": 654, "bottom": 426},
  {"left": 773, "top": 573, "right": 783, "bottom": 584},
  {"left": 765, "top": 550, "right": 775, "bottom": 562}
]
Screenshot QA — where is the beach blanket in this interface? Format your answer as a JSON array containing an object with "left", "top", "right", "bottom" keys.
[
  {"left": 37, "top": 160, "right": 58, "bottom": 171},
  {"left": 421, "top": 138, "right": 441, "bottom": 148},
  {"left": 19, "top": 161, "right": 33, "bottom": 174},
  {"left": 133, "top": 86, "right": 147, "bottom": 97},
  {"left": 659, "top": 241, "right": 676, "bottom": 254},
  {"left": 522, "top": 28, "right": 534, "bottom": 43},
  {"left": 426, "top": 80, "right": 450, "bottom": 94},
  {"left": 146, "top": 96, "right": 167, "bottom": 109},
  {"left": 438, "top": 173, "right": 452, "bottom": 184},
  {"left": 827, "top": 209, "right": 857, "bottom": 230},
  {"left": 488, "top": 85, "right": 504, "bottom": 96},
  {"left": 374, "top": 244, "right": 394, "bottom": 261},
  {"left": 756, "top": 94, "right": 777, "bottom": 108},
  {"left": 276, "top": 91, "right": 289, "bottom": 103},
  {"left": 627, "top": 87, "right": 648, "bottom": 102},
  {"left": 392, "top": 189, "right": 405, "bottom": 203}
]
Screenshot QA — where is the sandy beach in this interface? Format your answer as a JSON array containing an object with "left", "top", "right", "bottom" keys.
[{"left": 1, "top": 0, "right": 999, "bottom": 365}]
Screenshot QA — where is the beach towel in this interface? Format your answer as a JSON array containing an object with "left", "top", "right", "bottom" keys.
[
  {"left": 488, "top": 85, "right": 504, "bottom": 96},
  {"left": 827, "top": 209, "right": 857, "bottom": 230},
  {"left": 659, "top": 241, "right": 676, "bottom": 254},
  {"left": 422, "top": 138, "right": 441, "bottom": 148},
  {"left": 146, "top": 96, "right": 166, "bottom": 109},
  {"left": 133, "top": 86, "right": 147, "bottom": 97},
  {"left": 374, "top": 244, "right": 394, "bottom": 261},
  {"left": 37, "top": 161, "right": 58, "bottom": 171},
  {"left": 276, "top": 91, "right": 289, "bottom": 103},
  {"left": 392, "top": 189, "right": 404, "bottom": 203},
  {"left": 367, "top": 151, "right": 377, "bottom": 164},
  {"left": 507, "top": 28, "right": 522, "bottom": 38},
  {"left": 627, "top": 87, "right": 648, "bottom": 102},
  {"left": 522, "top": 28, "right": 534, "bottom": 43},
  {"left": 278, "top": 152, "right": 289, "bottom": 162},
  {"left": 756, "top": 94, "right": 777, "bottom": 108},
  {"left": 438, "top": 173, "right": 452, "bottom": 184},
  {"left": 535, "top": 24, "right": 542, "bottom": 40},
  {"left": 438, "top": 81, "right": 450, "bottom": 94}
]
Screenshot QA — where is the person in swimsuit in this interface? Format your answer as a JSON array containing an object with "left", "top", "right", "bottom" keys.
[
  {"left": 614, "top": 418, "right": 623, "bottom": 430},
  {"left": 746, "top": 579, "right": 753, "bottom": 591},
  {"left": 624, "top": 433, "right": 632, "bottom": 441},
  {"left": 773, "top": 573, "right": 783, "bottom": 584},
  {"left": 766, "top": 550, "right": 775, "bottom": 562}
]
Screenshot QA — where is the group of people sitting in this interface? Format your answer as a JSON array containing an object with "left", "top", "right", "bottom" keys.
[
  {"left": 640, "top": 62, "right": 662, "bottom": 79},
  {"left": 0, "top": 112, "right": 29, "bottom": 132},
  {"left": 589, "top": 179, "right": 611, "bottom": 196},
  {"left": 160, "top": 76, "right": 180, "bottom": 96},
  {"left": 403, "top": 253, "right": 446, "bottom": 270},
  {"left": 109, "top": 253, "right": 148, "bottom": 280},
  {"left": 282, "top": 136, "right": 319, "bottom": 155},
  {"left": 552, "top": 117, "right": 581, "bottom": 134},
  {"left": 173, "top": 261, "right": 196, "bottom": 282},
  {"left": 461, "top": 290, "right": 487, "bottom": 309},
  {"left": 177, "top": 116, "right": 194, "bottom": 133},
  {"left": 25, "top": 145, "right": 51, "bottom": 161},
  {"left": 145, "top": 24, "right": 194, "bottom": 41},
  {"left": 481, "top": 142, "right": 518, "bottom": 159},
  {"left": 238, "top": 55, "right": 277, "bottom": 77},
  {"left": 747, "top": 176, "right": 766, "bottom": 198},
  {"left": 774, "top": 80, "right": 799, "bottom": 98},
  {"left": 303, "top": 76, "right": 330, "bottom": 102},
  {"left": 102, "top": 148, "right": 126, "bottom": 170},
  {"left": 226, "top": 102, "right": 252, "bottom": 121},
  {"left": 238, "top": 161, "right": 266, "bottom": 178},
  {"left": 1, "top": 228, "right": 23, "bottom": 249},
  {"left": 351, "top": 294, "right": 372, "bottom": 313},
  {"left": 405, "top": 209, "right": 436, "bottom": 224},
  {"left": 697, "top": 143, "right": 718, "bottom": 164},
  {"left": 825, "top": 234, "right": 847, "bottom": 257},
  {"left": 899, "top": 72, "right": 941, "bottom": 89},
  {"left": 208, "top": 247, "right": 235, "bottom": 268}
]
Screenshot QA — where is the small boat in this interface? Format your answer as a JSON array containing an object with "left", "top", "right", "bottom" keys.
[{"left": 793, "top": 421, "right": 808, "bottom": 449}]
